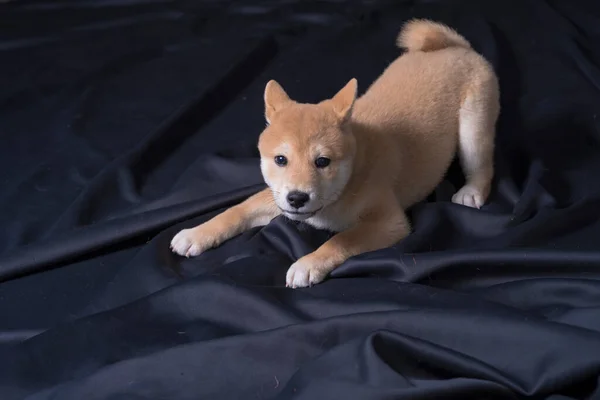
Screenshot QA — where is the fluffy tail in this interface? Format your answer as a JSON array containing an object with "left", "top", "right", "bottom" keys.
[{"left": 396, "top": 19, "right": 471, "bottom": 52}]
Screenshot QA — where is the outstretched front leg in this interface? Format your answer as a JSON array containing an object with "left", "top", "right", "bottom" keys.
[
  {"left": 171, "top": 189, "right": 280, "bottom": 257},
  {"left": 286, "top": 203, "right": 410, "bottom": 288}
]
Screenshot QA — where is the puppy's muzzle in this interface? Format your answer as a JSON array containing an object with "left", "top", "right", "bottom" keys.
[{"left": 286, "top": 191, "right": 310, "bottom": 209}]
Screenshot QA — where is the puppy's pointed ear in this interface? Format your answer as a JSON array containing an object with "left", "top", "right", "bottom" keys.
[
  {"left": 330, "top": 78, "right": 358, "bottom": 123},
  {"left": 264, "top": 80, "right": 291, "bottom": 124}
]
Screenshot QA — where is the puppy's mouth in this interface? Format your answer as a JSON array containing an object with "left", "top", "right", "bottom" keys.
[{"left": 280, "top": 207, "right": 322, "bottom": 219}]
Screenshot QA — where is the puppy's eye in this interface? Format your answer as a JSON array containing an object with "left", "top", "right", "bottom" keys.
[
  {"left": 315, "top": 157, "right": 331, "bottom": 169},
  {"left": 274, "top": 155, "right": 288, "bottom": 166}
]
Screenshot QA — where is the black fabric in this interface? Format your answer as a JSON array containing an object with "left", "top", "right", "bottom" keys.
[{"left": 2, "top": 0, "right": 600, "bottom": 398}]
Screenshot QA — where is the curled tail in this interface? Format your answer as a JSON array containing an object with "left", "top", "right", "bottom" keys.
[{"left": 396, "top": 19, "right": 471, "bottom": 52}]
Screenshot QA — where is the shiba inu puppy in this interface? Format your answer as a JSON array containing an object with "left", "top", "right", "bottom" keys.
[{"left": 171, "top": 19, "right": 500, "bottom": 288}]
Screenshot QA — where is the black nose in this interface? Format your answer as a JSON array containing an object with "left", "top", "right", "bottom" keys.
[{"left": 287, "top": 191, "right": 310, "bottom": 209}]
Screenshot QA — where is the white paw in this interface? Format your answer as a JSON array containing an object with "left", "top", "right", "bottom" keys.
[
  {"left": 452, "top": 185, "right": 485, "bottom": 209},
  {"left": 285, "top": 257, "right": 328, "bottom": 288},
  {"left": 170, "top": 228, "right": 214, "bottom": 258}
]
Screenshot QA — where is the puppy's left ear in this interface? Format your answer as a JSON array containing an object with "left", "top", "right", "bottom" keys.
[
  {"left": 330, "top": 78, "right": 358, "bottom": 123},
  {"left": 264, "top": 80, "right": 292, "bottom": 124}
]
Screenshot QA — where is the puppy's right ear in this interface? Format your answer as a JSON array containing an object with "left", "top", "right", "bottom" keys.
[{"left": 264, "top": 80, "right": 291, "bottom": 124}]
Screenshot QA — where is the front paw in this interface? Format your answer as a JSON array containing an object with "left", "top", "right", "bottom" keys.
[
  {"left": 286, "top": 256, "right": 329, "bottom": 288},
  {"left": 170, "top": 227, "right": 216, "bottom": 258}
]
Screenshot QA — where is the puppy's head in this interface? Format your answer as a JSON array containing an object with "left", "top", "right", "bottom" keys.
[{"left": 258, "top": 78, "right": 358, "bottom": 221}]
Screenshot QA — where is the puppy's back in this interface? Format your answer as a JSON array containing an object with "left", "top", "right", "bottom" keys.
[
  {"left": 355, "top": 19, "right": 493, "bottom": 132},
  {"left": 351, "top": 19, "right": 498, "bottom": 208}
]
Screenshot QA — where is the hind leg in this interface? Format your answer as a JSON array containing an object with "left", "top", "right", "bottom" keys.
[{"left": 452, "top": 84, "right": 499, "bottom": 209}]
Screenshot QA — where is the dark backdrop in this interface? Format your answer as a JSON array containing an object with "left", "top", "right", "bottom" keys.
[{"left": 2, "top": 0, "right": 600, "bottom": 399}]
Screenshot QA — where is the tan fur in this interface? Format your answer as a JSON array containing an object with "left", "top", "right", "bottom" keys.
[
  {"left": 397, "top": 18, "right": 471, "bottom": 52},
  {"left": 171, "top": 19, "right": 500, "bottom": 288}
]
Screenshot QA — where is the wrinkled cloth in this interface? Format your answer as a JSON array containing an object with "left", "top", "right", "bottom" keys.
[{"left": 2, "top": 0, "right": 600, "bottom": 399}]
